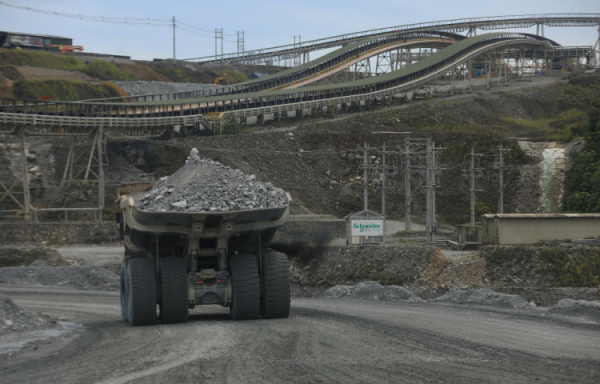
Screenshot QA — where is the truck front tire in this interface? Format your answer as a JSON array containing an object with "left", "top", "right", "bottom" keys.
[
  {"left": 229, "top": 253, "right": 260, "bottom": 320},
  {"left": 127, "top": 258, "right": 157, "bottom": 326},
  {"left": 159, "top": 257, "right": 189, "bottom": 324},
  {"left": 260, "top": 252, "right": 291, "bottom": 319}
]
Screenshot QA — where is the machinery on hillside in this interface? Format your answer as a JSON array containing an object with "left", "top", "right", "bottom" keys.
[
  {"left": 211, "top": 73, "right": 230, "bottom": 85},
  {"left": 116, "top": 183, "right": 291, "bottom": 326}
]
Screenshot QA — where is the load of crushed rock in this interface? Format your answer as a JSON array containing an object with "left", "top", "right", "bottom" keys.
[
  {"left": 433, "top": 287, "right": 531, "bottom": 310},
  {"left": 548, "top": 299, "right": 600, "bottom": 323},
  {"left": 136, "top": 149, "right": 288, "bottom": 213},
  {"left": 323, "top": 281, "right": 423, "bottom": 302},
  {"left": 0, "top": 266, "right": 119, "bottom": 291},
  {"left": 1, "top": 295, "right": 49, "bottom": 335}
]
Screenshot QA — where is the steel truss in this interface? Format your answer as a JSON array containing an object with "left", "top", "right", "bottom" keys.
[{"left": 184, "top": 14, "right": 600, "bottom": 65}]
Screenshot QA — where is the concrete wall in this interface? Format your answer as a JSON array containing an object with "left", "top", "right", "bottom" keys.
[{"left": 482, "top": 215, "right": 600, "bottom": 244}]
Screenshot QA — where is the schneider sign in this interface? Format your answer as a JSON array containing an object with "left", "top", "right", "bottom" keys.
[{"left": 351, "top": 220, "right": 384, "bottom": 236}]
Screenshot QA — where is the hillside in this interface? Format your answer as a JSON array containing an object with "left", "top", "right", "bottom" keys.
[{"left": 0, "top": 48, "right": 287, "bottom": 99}]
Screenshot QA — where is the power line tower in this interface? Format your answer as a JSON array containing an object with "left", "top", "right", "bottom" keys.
[
  {"left": 215, "top": 28, "right": 223, "bottom": 62},
  {"left": 402, "top": 138, "right": 428, "bottom": 232},
  {"left": 377, "top": 143, "right": 398, "bottom": 243},
  {"left": 237, "top": 31, "right": 245, "bottom": 58},
  {"left": 492, "top": 144, "right": 512, "bottom": 213},
  {"left": 425, "top": 138, "right": 444, "bottom": 243},
  {"left": 461, "top": 146, "right": 485, "bottom": 240},
  {"left": 357, "top": 142, "right": 376, "bottom": 211}
]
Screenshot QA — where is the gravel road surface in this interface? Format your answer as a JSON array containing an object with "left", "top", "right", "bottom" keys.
[{"left": 1, "top": 284, "right": 598, "bottom": 383}]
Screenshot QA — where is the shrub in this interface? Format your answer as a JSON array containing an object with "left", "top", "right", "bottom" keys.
[
  {"left": 82, "top": 60, "right": 137, "bottom": 81},
  {"left": 13, "top": 79, "right": 121, "bottom": 101}
]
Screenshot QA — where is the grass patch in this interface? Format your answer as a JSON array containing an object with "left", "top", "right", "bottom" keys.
[
  {"left": 0, "top": 50, "right": 85, "bottom": 70},
  {"left": 82, "top": 60, "right": 137, "bottom": 81},
  {"left": 13, "top": 79, "right": 121, "bottom": 101}
]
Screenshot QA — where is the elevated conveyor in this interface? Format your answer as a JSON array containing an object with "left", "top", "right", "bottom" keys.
[{"left": 0, "top": 33, "right": 563, "bottom": 131}]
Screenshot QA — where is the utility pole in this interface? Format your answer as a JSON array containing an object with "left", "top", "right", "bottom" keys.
[
  {"left": 378, "top": 143, "right": 396, "bottom": 244},
  {"left": 494, "top": 144, "right": 511, "bottom": 214},
  {"left": 404, "top": 139, "right": 411, "bottom": 231},
  {"left": 215, "top": 28, "right": 218, "bottom": 62},
  {"left": 403, "top": 137, "right": 428, "bottom": 232},
  {"left": 425, "top": 138, "right": 444, "bottom": 243},
  {"left": 499, "top": 144, "right": 504, "bottom": 214},
  {"left": 221, "top": 28, "right": 224, "bottom": 63},
  {"left": 172, "top": 16, "right": 176, "bottom": 64},
  {"left": 462, "top": 146, "right": 484, "bottom": 241},
  {"left": 360, "top": 142, "right": 369, "bottom": 211}
]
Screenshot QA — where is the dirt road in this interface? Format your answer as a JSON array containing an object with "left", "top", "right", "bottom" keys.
[{"left": 1, "top": 284, "right": 598, "bottom": 383}]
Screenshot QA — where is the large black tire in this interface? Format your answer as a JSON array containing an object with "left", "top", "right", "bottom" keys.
[
  {"left": 159, "top": 257, "right": 189, "bottom": 324},
  {"left": 229, "top": 253, "right": 260, "bottom": 320},
  {"left": 127, "top": 258, "right": 157, "bottom": 326},
  {"left": 260, "top": 252, "right": 291, "bottom": 319}
]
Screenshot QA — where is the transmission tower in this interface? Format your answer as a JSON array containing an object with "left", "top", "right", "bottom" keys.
[
  {"left": 402, "top": 137, "right": 428, "bottom": 232},
  {"left": 425, "top": 138, "right": 444, "bottom": 243},
  {"left": 492, "top": 144, "right": 512, "bottom": 214},
  {"left": 461, "top": 146, "right": 485, "bottom": 240}
]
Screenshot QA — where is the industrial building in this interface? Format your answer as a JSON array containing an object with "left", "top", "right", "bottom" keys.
[
  {"left": 0, "top": 31, "right": 73, "bottom": 50},
  {"left": 481, "top": 213, "right": 600, "bottom": 245}
]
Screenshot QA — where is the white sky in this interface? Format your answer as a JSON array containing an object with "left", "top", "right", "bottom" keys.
[{"left": 1, "top": 0, "right": 599, "bottom": 61}]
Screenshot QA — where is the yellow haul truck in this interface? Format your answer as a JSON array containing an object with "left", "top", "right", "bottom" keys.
[{"left": 116, "top": 183, "right": 290, "bottom": 326}]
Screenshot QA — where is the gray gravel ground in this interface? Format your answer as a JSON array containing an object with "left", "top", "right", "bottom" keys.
[
  {"left": 548, "top": 299, "right": 600, "bottom": 323},
  {"left": 323, "top": 281, "right": 423, "bottom": 302},
  {"left": 111, "top": 81, "right": 221, "bottom": 96},
  {"left": 137, "top": 151, "right": 288, "bottom": 212},
  {"left": 0, "top": 285, "right": 599, "bottom": 383},
  {"left": 0, "top": 294, "right": 52, "bottom": 335},
  {"left": 0, "top": 266, "right": 118, "bottom": 291},
  {"left": 433, "top": 287, "right": 533, "bottom": 310}
]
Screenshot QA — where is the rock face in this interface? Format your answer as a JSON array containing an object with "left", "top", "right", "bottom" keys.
[{"left": 136, "top": 149, "right": 288, "bottom": 213}]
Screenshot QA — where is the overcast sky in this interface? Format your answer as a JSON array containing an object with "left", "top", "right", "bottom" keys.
[{"left": 1, "top": 0, "right": 599, "bottom": 61}]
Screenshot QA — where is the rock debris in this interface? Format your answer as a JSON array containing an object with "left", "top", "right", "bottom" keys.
[{"left": 137, "top": 149, "right": 288, "bottom": 213}]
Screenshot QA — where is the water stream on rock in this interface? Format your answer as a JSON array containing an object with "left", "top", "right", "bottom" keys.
[{"left": 540, "top": 147, "right": 565, "bottom": 213}]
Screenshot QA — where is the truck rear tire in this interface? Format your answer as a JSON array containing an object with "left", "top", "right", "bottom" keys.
[
  {"left": 260, "top": 252, "right": 291, "bottom": 319},
  {"left": 229, "top": 253, "right": 260, "bottom": 320},
  {"left": 159, "top": 257, "right": 189, "bottom": 324},
  {"left": 127, "top": 258, "right": 157, "bottom": 326}
]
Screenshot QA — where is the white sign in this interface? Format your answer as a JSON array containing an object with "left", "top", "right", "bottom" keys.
[{"left": 351, "top": 220, "right": 384, "bottom": 236}]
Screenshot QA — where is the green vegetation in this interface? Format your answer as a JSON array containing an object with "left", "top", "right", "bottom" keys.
[
  {"left": 81, "top": 60, "right": 137, "bottom": 81},
  {"left": 561, "top": 82, "right": 600, "bottom": 212},
  {"left": 485, "top": 246, "right": 600, "bottom": 287},
  {"left": 0, "top": 50, "right": 85, "bottom": 70},
  {"left": 223, "top": 113, "right": 250, "bottom": 134},
  {"left": 13, "top": 79, "right": 121, "bottom": 101},
  {"left": 213, "top": 70, "right": 248, "bottom": 84}
]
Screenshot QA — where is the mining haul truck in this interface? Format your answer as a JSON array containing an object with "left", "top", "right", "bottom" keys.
[{"left": 116, "top": 183, "right": 291, "bottom": 326}]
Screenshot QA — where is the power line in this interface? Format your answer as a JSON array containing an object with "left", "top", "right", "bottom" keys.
[{"left": 0, "top": 1, "right": 171, "bottom": 25}]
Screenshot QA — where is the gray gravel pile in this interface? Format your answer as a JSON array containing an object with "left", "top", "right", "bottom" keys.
[
  {"left": 0, "top": 266, "right": 119, "bottom": 291},
  {"left": 112, "top": 81, "right": 222, "bottom": 97},
  {"left": 136, "top": 149, "right": 288, "bottom": 213},
  {"left": 548, "top": 299, "right": 600, "bottom": 323},
  {"left": 433, "top": 288, "right": 531, "bottom": 309},
  {"left": 323, "top": 281, "right": 423, "bottom": 303},
  {"left": 0, "top": 295, "right": 48, "bottom": 335}
]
